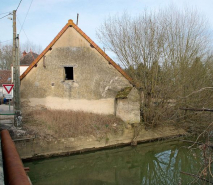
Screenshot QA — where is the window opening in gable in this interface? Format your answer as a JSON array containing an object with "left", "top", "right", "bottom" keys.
[{"left": 64, "top": 67, "right": 74, "bottom": 80}]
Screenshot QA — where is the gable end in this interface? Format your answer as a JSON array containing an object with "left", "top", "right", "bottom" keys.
[{"left": 20, "top": 19, "right": 133, "bottom": 85}]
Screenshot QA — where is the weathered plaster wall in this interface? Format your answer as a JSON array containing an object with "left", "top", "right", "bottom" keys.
[
  {"left": 116, "top": 88, "right": 140, "bottom": 123},
  {"left": 28, "top": 97, "right": 115, "bottom": 114},
  {"left": 21, "top": 27, "right": 132, "bottom": 115},
  {"left": 53, "top": 27, "right": 90, "bottom": 48}
]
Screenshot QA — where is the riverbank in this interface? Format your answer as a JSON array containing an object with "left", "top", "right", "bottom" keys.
[
  {"left": 15, "top": 124, "right": 186, "bottom": 160},
  {"left": 0, "top": 107, "right": 187, "bottom": 160}
]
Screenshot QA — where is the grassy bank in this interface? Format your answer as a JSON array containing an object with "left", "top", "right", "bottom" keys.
[{"left": 23, "top": 109, "right": 125, "bottom": 140}]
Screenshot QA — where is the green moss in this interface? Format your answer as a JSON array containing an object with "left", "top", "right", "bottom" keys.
[{"left": 116, "top": 87, "right": 132, "bottom": 99}]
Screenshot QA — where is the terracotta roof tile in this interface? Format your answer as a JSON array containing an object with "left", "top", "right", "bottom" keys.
[
  {"left": 20, "top": 20, "right": 133, "bottom": 84},
  {"left": 20, "top": 51, "right": 39, "bottom": 66},
  {"left": 0, "top": 70, "right": 11, "bottom": 86}
]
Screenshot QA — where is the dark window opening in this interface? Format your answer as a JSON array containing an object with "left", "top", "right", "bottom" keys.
[{"left": 64, "top": 67, "right": 74, "bottom": 80}]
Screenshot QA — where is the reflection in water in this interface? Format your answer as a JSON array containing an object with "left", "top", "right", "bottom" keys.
[{"left": 24, "top": 140, "right": 206, "bottom": 185}]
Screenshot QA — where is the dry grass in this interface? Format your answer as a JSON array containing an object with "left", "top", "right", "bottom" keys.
[{"left": 23, "top": 109, "right": 124, "bottom": 139}]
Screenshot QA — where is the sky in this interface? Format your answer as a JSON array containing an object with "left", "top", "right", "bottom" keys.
[{"left": 0, "top": 0, "right": 213, "bottom": 59}]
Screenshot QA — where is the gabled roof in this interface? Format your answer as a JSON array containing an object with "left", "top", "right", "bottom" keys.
[
  {"left": 0, "top": 70, "right": 11, "bottom": 86},
  {"left": 20, "top": 51, "right": 39, "bottom": 66},
  {"left": 20, "top": 19, "right": 133, "bottom": 84}
]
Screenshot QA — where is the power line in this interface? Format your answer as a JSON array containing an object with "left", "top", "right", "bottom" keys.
[
  {"left": 0, "top": 12, "right": 10, "bottom": 15},
  {"left": 16, "top": 0, "right": 23, "bottom": 11},
  {"left": 0, "top": 13, "right": 10, "bottom": 20},
  {"left": 0, "top": 39, "right": 13, "bottom": 44},
  {"left": 17, "top": 17, "right": 30, "bottom": 42},
  {"left": 19, "top": 0, "right": 34, "bottom": 34}
]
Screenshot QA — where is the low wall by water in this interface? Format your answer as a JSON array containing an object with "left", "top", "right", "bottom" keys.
[{"left": 15, "top": 125, "right": 186, "bottom": 160}]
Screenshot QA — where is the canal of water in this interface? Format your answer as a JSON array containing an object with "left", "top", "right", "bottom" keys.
[{"left": 24, "top": 139, "right": 211, "bottom": 185}]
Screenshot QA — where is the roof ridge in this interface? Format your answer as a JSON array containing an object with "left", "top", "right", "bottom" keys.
[{"left": 20, "top": 19, "right": 133, "bottom": 85}]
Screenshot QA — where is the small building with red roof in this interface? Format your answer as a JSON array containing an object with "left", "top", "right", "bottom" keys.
[{"left": 11, "top": 50, "right": 39, "bottom": 82}]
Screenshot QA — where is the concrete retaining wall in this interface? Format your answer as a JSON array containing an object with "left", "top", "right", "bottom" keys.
[{"left": 15, "top": 126, "right": 186, "bottom": 160}]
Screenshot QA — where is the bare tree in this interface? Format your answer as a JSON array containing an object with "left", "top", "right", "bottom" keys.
[
  {"left": 20, "top": 40, "right": 42, "bottom": 54},
  {"left": 0, "top": 44, "right": 13, "bottom": 70},
  {"left": 97, "top": 7, "right": 213, "bottom": 126},
  {"left": 0, "top": 40, "right": 42, "bottom": 70}
]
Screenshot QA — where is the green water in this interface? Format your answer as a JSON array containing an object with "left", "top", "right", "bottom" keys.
[{"left": 24, "top": 140, "right": 209, "bottom": 185}]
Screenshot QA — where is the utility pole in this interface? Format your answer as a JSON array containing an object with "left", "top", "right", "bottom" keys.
[
  {"left": 12, "top": 10, "right": 16, "bottom": 98},
  {"left": 15, "top": 34, "right": 20, "bottom": 111},
  {"left": 12, "top": 10, "right": 22, "bottom": 127}
]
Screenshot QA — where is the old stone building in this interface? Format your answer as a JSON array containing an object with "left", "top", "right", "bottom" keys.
[{"left": 20, "top": 19, "right": 140, "bottom": 123}]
